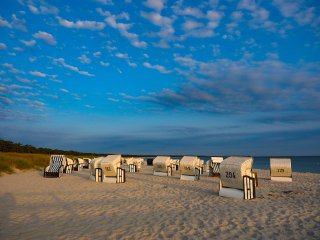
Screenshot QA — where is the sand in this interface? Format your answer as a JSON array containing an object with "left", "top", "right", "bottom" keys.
[{"left": 0, "top": 166, "right": 319, "bottom": 240}]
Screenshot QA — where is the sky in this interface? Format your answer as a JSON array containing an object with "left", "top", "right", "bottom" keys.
[{"left": 0, "top": 0, "right": 319, "bottom": 156}]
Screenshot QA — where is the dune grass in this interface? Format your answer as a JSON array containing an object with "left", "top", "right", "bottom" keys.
[
  {"left": 0, "top": 152, "right": 98, "bottom": 176},
  {"left": 0, "top": 152, "right": 51, "bottom": 175}
]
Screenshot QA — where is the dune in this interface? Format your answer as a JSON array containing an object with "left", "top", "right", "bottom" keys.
[{"left": 0, "top": 166, "right": 319, "bottom": 239}]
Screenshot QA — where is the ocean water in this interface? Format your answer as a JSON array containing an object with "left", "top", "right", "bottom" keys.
[{"left": 198, "top": 156, "right": 320, "bottom": 174}]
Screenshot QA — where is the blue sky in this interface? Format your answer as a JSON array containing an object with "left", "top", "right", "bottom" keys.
[{"left": 0, "top": 0, "right": 319, "bottom": 155}]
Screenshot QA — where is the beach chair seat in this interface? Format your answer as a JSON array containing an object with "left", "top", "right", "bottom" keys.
[
  {"left": 270, "top": 158, "right": 292, "bottom": 182},
  {"left": 218, "top": 156, "right": 256, "bottom": 200},
  {"left": 129, "top": 164, "right": 137, "bottom": 172},
  {"left": 43, "top": 155, "right": 66, "bottom": 178}
]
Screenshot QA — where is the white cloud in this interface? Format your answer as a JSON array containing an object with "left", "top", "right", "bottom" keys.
[
  {"left": 29, "top": 57, "right": 37, "bottom": 62},
  {"left": 15, "top": 76, "right": 33, "bottom": 84},
  {"left": 108, "top": 97, "right": 119, "bottom": 102},
  {"left": 93, "top": 51, "right": 101, "bottom": 58},
  {"left": 206, "top": 10, "right": 223, "bottom": 29},
  {"left": 128, "top": 61, "right": 137, "bottom": 67},
  {"left": 143, "top": 0, "right": 166, "bottom": 12},
  {"left": 53, "top": 58, "right": 95, "bottom": 77},
  {"left": 84, "top": 104, "right": 94, "bottom": 108},
  {"left": 115, "top": 52, "right": 129, "bottom": 59},
  {"left": 173, "top": 2, "right": 205, "bottom": 18},
  {"left": 13, "top": 47, "right": 24, "bottom": 52},
  {"left": 11, "top": 14, "right": 27, "bottom": 31},
  {"left": 60, "top": 88, "right": 69, "bottom": 93},
  {"left": 0, "top": 43, "right": 7, "bottom": 50},
  {"left": 57, "top": 17, "right": 105, "bottom": 30},
  {"left": 20, "top": 39, "right": 36, "bottom": 47},
  {"left": 0, "top": 16, "right": 11, "bottom": 28},
  {"left": 78, "top": 54, "right": 92, "bottom": 64},
  {"left": 182, "top": 20, "right": 203, "bottom": 31},
  {"left": 2, "top": 63, "right": 22, "bottom": 74},
  {"left": 95, "top": 0, "right": 113, "bottom": 5},
  {"left": 29, "top": 71, "right": 46, "bottom": 77},
  {"left": 33, "top": 31, "right": 57, "bottom": 45},
  {"left": 143, "top": 62, "right": 171, "bottom": 74},
  {"left": 115, "top": 52, "right": 137, "bottom": 67},
  {"left": 0, "top": 15, "right": 27, "bottom": 31},
  {"left": 97, "top": 8, "right": 147, "bottom": 48},
  {"left": 100, "top": 61, "right": 110, "bottom": 67},
  {"left": 140, "top": 11, "right": 175, "bottom": 47},
  {"left": 28, "top": 3, "right": 59, "bottom": 15}
]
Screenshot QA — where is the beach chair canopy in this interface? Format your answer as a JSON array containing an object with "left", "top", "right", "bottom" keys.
[
  {"left": 180, "top": 156, "right": 201, "bottom": 176},
  {"left": 270, "top": 158, "right": 292, "bottom": 178},
  {"left": 153, "top": 156, "right": 171, "bottom": 172},
  {"left": 99, "top": 155, "right": 122, "bottom": 177},
  {"left": 66, "top": 158, "right": 74, "bottom": 165},
  {"left": 220, "top": 156, "right": 253, "bottom": 190},
  {"left": 211, "top": 157, "right": 224, "bottom": 163}
]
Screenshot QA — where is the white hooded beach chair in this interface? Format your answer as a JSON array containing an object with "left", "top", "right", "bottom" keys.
[
  {"left": 89, "top": 157, "right": 104, "bottom": 180},
  {"left": 170, "top": 158, "right": 180, "bottom": 171},
  {"left": 91, "top": 155, "right": 125, "bottom": 183},
  {"left": 64, "top": 158, "right": 74, "bottom": 174},
  {"left": 82, "top": 158, "right": 91, "bottom": 169},
  {"left": 219, "top": 156, "right": 257, "bottom": 200},
  {"left": 43, "top": 155, "right": 66, "bottom": 178},
  {"left": 153, "top": 156, "right": 173, "bottom": 176},
  {"left": 73, "top": 158, "right": 84, "bottom": 171},
  {"left": 125, "top": 157, "right": 143, "bottom": 173},
  {"left": 180, "top": 156, "right": 201, "bottom": 181},
  {"left": 270, "top": 158, "right": 292, "bottom": 182}
]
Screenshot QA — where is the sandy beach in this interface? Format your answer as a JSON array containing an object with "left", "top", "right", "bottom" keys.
[{"left": 0, "top": 165, "right": 319, "bottom": 240}]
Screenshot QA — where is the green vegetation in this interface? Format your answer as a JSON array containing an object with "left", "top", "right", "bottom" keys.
[
  {"left": 0, "top": 152, "right": 50, "bottom": 175},
  {"left": 0, "top": 139, "right": 100, "bottom": 175}
]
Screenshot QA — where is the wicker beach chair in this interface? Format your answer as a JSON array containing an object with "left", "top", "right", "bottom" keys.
[
  {"left": 180, "top": 156, "right": 202, "bottom": 181},
  {"left": 270, "top": 158, "right": 292, "bottom": 182},
  {"left": 90, "top": 155, "right": 125, "bottom": 183},
  {"left": 153, "top": 156, "right": 173, "bottom": 176},
  {"left": 211, "top": 157, "right": 224, "bottom": 177},
  {"left": 219, "top": 156, "right": 257, "bottom": 200},
  {"left": 73, "top": 158, "right": 84, "bottom": 171},
  {"left": 43, "top": 155, "right": 66, "bottom": 178},
  {"left": 82, "top": 158, "right": 91, "bottom": 169},
  {"left": 64, "top": 158, "right": 74, "bottom": 174}
]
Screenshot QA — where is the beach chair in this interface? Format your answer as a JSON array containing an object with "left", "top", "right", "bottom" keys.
[
  {"left": 64, "top": 158, "right": 74, "bottom": 174},
  {"left": 153, "top": 156, "right": 173, "bottom": 176},
  {"left": 211, "top": 157, "right": 224, "bottom": 177},
  {"left": 126, "top": 157, "right": 138, "bottom": 173},
  {"left": 90, "top": 155, "right": 126, "bottom": 183},
  {"left": 43, "top": 155, "right": 66, "bottom": 178},
  {"left": 180, "top": 156, "right": 201, "bottom": 181},
  {"left": 219, "top": 156, "right": 257, "bottom": 200},
  {"left": 82, "top": 158, "right": 91, "bottom": 169},
  {"left": 73, "top": 158, "right": 84, "bottom": 171},
  {"left": 89, "top": 157, "right": 104, "bottom": 180},
  {"left": 270, "top": 158, "right": 292, "bottom": 182},
  {"left": 170, "top": 158, "right": 180, "bottom": 171}
]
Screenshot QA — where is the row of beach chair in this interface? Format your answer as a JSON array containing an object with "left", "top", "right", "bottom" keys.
[{"left": 43, "top": 154, "right": 293, "bottom": 200}]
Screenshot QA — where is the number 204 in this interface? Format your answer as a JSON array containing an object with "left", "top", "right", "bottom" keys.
[{"left": 225, "top": 171, "right": 236, "bottom": 178}]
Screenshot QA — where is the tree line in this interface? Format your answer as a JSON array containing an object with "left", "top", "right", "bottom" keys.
[{"left": 0, "top": 139, "right": 96, "bottom": 156}]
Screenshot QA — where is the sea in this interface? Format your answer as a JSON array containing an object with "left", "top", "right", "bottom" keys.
[{"left": 198, "top": 156, "right": 320, "bottom": 174}]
